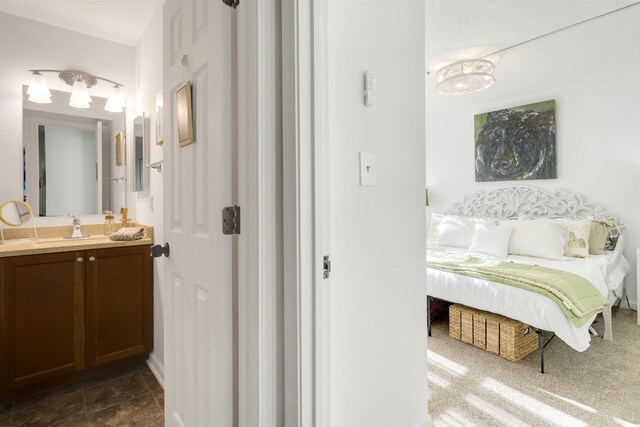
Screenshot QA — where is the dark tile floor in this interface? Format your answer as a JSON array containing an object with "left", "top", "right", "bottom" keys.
[{"left": 0, "top": 362, "right": 163, "bottom": 427}]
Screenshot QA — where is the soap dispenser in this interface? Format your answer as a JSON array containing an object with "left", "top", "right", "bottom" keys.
[{"left": 103, "top": 211, "right": 115, "bottom": 236}]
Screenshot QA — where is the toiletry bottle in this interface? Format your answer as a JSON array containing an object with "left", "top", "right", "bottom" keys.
[
  {"left": 120, "top": 207, "right": 129, "bottom": 229},
  {"left": 103, "top": 211, "right": 115, "bottom": 235}
]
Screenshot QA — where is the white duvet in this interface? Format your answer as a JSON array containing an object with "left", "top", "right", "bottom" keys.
[{"left": 427, "top": 244, "right": 631, "bottom": 351}]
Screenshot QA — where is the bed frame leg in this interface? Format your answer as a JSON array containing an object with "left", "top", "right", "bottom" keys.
[
  {"left": 427, "top": 295, "right": 432, "bottom": 337},
  {"left": 538, "top": 331, "right": 545, "bottom": 374}
]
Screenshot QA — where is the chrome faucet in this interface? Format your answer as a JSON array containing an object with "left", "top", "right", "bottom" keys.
[{"left": 65, "top": 214, "right": 88, "bottom": 239}]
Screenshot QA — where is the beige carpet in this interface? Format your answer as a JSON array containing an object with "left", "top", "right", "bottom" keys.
[{"left": 428, "top": 308, "right": 640, "bottom": 427}]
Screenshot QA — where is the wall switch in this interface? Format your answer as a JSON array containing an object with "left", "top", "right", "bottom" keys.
[
  {"left": 364, "top": 71, "right": 375, "bottom": 107},
  {"left": 359, "top": 152, "right": 376, "bottom": 186},
  {"left": 150, "top": 195, "right": 154, "bottom": 212}
]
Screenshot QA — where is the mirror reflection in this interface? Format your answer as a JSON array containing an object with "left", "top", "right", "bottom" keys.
[
  {"left": 23, "top": 86, "right": 126, "bottom": 216},
  {"left": 133, "top": 114, "right": 149, "bottom": 192},
  {"left": 0, "top": 201, "right": 34, "bottom": 226}
]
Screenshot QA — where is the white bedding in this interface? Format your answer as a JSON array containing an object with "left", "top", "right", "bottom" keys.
[{"left": 427, "top": 244, "right": 630, "bottom": 352}]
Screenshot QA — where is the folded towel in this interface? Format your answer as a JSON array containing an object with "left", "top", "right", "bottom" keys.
[{"left": 110, "top": 227, "right": 145, "bottom": 241}]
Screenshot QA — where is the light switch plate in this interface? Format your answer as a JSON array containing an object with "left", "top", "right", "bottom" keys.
[{"left": 359, "top": 152, "right": 376, "bottom": 186}]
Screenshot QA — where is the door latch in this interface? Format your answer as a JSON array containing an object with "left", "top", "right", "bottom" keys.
[{"left": 323, "top": 255, "right": 331, "bottom": 279}]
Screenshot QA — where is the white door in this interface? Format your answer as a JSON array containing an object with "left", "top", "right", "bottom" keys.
[{"left": 163, "top": 0, "right": 235, "bottom": 425}]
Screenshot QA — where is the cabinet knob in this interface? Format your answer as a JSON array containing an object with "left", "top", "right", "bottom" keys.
[
  {"left": 76, "top": 257, "right": 84, "bottom": 263},
  {"left": 89, "top": 256, "right": 96, "bottom": 262}
]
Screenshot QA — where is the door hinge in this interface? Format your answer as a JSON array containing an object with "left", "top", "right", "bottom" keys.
[
  {"left": 323, "top": 255, "right": 331, "bottom": 279},
  {"left": 222, "top": 206, "right": 240, "bottom": 235}
]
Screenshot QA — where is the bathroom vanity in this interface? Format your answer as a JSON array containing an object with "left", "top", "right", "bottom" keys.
[{"left": 0, "top": 227, "right": 154, "bottom": 401}]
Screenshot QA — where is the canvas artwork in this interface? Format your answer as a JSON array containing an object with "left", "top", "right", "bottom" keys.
[
  {"left": 474, "top": 100, "right": 556, "bottom": 182},
  {"left": 176, "top": 82, "right": 193, "bottom": 147}
]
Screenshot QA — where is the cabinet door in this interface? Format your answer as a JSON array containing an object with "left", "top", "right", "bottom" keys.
[
  {"left": 85, "top": 246, "right": 152, "bottom": 367},
  {"left": 0, "top": 251, "right": 85, "bottom": 390}
]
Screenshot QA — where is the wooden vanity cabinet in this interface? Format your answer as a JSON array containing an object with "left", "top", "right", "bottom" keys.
[
  {"left": 0, "top": 245, "right": 152, "bottom": 396},
  {"left": 85, "top": 246, "right": 153, "bottom": 367},
  {"left": 0, "top": 251, "right": 85, "bottom": 390}
]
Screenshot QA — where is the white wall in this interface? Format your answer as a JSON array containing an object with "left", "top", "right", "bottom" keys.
[
  {"left": 426, "top": 8, "right": 640, "bottom": 305},
  {"left": 327, "top": 2, "right": 428, "bottom": 426},
  {"left": 134, "top": 5, "right": 165, "bottom": 375},
  {"left": 0, "top": 12, "right": 135, "bottom": 212}
]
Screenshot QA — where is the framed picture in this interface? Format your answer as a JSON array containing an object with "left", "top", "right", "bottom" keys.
[
  {"left": 474, "top": 99, "right": 556, "bottom": 182},
  {"left": 115, "top": 131, "right": 125, "bottom": 166},
  {"left": 176, "top": 82, "right": 193, "bottom": 147},
  {"left": 155, "top": 90, "right": 164, "bottom": 145}
]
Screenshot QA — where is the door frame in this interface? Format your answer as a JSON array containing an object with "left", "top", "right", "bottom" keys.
[
  {"left": 237, "top": 0, "right": 328, "bottom": 425},
  {"left": 237, "top": 0, "right": 286, "bottom": 425},
  {"left": 281, "top": 0, "right": 329, "bottom": 425}
]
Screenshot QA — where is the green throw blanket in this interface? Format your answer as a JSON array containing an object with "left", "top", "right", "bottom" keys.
[{"left": 427, "top": 250, "right": 610, "bottom": 327}]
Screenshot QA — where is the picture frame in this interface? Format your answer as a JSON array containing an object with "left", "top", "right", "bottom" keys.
[
  {"left": 115, "top": 131, "right": 125, "bottom": 165},
  {"left": 155, "top": 90, "right": 164, "bottom": 146},
  {"left": 176, "top": 82, "right": 193, "bottom": 147}
]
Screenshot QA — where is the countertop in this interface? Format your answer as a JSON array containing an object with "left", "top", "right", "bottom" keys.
[{"left": 0, "top": 235, "right": 154, "bottom": 258}]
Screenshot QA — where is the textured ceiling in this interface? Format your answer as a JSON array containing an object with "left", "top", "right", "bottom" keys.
[
  {"left": 425, "top": 0, "right": 640, "bottom": 114},
  {"left": 0, "top": 0, "right": 164, "bottom": 46}
]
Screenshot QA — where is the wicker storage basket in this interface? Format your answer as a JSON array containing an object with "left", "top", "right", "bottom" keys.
[{"left": 449, "top": 304, "right": 539, "bottom": 362}]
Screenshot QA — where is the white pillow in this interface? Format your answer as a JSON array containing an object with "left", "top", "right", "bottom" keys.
[
  {"left": 468, "top": 223, "right": 513, "bottom": 258},
  {"left": 555, "top": 218, "right": 592, "bottom": 258},
  {"left": 505, "top": 219, "right": 565, "bottom": 259},
  {"left": 427, "top": 213, "right": 445, "bottom": 243},
  {"left": 436, "top": 216, "right": 496, "bottom": 249}
]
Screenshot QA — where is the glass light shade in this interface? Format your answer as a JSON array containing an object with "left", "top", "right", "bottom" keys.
[
  {"left": 69, "top": 80, "right": 92, "bottom": 108},
  {"left": 104, "top": 85, "right": 126, "bottom": 113},
  {"left": 27, "top": 73, "right": 52, "bottom": 104},
  {"left": 435, "top": 59, "right": 495, "bottom": 95}
]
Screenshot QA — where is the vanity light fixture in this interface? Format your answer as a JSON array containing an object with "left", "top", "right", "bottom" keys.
[
  {"left": 26, "top": 69, "right": 125, "bottom": 112},
  {"left": 104, "top": 85, "right": 126, "bottom": 113},
  {"left": 26, "top": 71, "right": 52, "bottom": 104},
  {"left": 69, "top": 80, "right": 92, "bottom": 109}
]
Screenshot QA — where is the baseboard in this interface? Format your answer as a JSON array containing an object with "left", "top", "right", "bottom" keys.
[{"left": 147, "top": 352, "right": 164, "bottom": 389}]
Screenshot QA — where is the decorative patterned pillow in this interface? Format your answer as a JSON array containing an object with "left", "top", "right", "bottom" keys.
[
  {"left": 589, "top": 220, "right": 612, "bottom": 255},
  {"left": 556, "top": 219, "right": 592, "bottom": 258}
]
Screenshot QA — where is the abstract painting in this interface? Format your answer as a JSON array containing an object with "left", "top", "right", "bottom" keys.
[{"left": 474, "top": 100, "right": 556, "bottom": 182}]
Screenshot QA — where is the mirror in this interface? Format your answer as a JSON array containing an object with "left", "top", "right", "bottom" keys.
[
  {"left": 133, "top": 114, "right": 149, "bottom": 192},
  {"left": 0, "top": 201, "right": 34, "bottom": 226},
  {"left": 22, "top": 86, "right": 127, "bottom": 216}
]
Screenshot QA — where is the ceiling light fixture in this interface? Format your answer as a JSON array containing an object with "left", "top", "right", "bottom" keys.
[
  {"left": 435, "top": 59, "right": 495, "bottom": 96},
  {"left": 429, "top": 2, "right": 640, "bottom": 96},
  {"left": 26, "top": 69, "right": 125, "bottom": 112}
]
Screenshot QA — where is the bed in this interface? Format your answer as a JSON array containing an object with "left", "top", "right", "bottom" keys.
[{"left": 426, "top": 186, "right": 630, "bottom": 372}]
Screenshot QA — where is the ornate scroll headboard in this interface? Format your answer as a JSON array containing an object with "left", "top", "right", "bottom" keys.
[{"left": 445, "top": 186, "right": 623, "bottom": 230}]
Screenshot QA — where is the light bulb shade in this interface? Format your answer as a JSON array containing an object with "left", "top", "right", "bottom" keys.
[
  {"left": 69, "top": 98, "right": 91, "bottom": 109},
  {"left": 70, "top": 80, "right": 92, "bottom": 107},
  {"left": 435, "top": 59, "right": 495, "bottom": 95},
  {"left": 104, "top": 86, "right": 126, "bottom": 113},
  {"left": 27, "top": 73, "right": 52, "bottom": 103}
]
